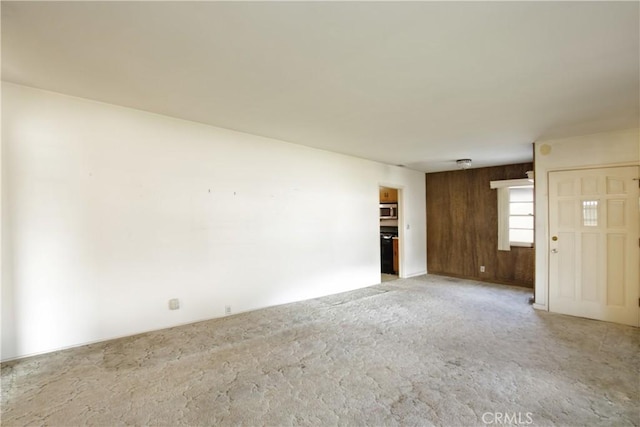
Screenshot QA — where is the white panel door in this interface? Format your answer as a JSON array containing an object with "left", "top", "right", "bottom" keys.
[{"left": 549, "top": 166, "right": 639, "bottom": 326}]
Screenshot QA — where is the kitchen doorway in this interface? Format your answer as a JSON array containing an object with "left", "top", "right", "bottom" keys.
[{"left": 380, "top": 186, "right": 400, "bottom": 282}]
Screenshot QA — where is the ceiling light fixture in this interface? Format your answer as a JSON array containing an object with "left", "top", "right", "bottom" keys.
[{"left": 456, "top": 159, "right": 472, "bottom": 170}]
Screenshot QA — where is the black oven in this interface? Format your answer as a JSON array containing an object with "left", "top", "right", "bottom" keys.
[{"left": 380, "top": 227, "right": 398, "bottom": 274}]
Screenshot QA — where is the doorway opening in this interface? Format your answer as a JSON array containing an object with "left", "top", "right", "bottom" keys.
[{"left": 379, "top": 186, "right": 400, "bottom": 282}]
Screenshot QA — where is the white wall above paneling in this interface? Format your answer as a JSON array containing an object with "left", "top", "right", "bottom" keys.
[{"left": 1, "top": 83, "right": 426, "bottom": 361}]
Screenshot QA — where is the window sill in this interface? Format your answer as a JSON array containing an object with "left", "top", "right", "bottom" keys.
[{"left": 510, "top": 242, "right": 534, "bottom": 248}]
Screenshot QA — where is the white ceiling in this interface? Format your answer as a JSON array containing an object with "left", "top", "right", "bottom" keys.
[{"left": 2, "top": 1, "right": 638, "bottom": 172}]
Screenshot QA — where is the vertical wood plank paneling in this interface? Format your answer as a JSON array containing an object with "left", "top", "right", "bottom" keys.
[{"left": 426, "top": 163, "right": 535, "bottom": 287}]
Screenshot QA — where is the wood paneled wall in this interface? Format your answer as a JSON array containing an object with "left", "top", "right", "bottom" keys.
[{"left": 426, "top": 163, "right": 534, "bottom": 287}]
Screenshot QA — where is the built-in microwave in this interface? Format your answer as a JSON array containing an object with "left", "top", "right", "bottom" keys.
[{"left": 380, "top": 203, "right": 398, "bottom": 220}]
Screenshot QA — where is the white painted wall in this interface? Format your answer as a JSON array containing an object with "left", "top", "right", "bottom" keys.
[
  {"left": 1, "top": 83, "right": 427, "bottom": 361},
  {"left": 533, "top": 128, "right": 639, "bottom": 310}
]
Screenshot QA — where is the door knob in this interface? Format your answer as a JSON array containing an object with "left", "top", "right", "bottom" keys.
[{"left": 551, "top": 249, "right": 558, "bottom": 253}]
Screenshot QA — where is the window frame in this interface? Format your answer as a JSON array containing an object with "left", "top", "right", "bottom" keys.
[{"left": 490, "top": 178, "right": 534, "bottom": 251}]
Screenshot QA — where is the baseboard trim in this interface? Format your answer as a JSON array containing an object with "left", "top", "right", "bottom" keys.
[
  {"left": 427, "top": 271, "right": 534, "bottom": 289},
  {"left": 402, "top": 270, "right": 427, "bottom": 279}
]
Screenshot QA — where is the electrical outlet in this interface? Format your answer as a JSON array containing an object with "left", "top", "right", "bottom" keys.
[
  {"left": 480, "top": 266, "right": 485, "bottom": 273},
  {"left": 225, "top": 305, "right": 231, "bottom": 315},
  {"left": 169, "top": 298, "right": 180, "bottom": 310}
]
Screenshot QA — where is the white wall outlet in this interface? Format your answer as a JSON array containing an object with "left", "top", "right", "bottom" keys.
[
  {"left": 480, "top": 266, "right": 486, "bottom": 273},
  {"left": 169, "top": 298, "right": 180, "bottom": 310},
  {"left": 225, "top": 305, "right": 231, "bottom": 315}
]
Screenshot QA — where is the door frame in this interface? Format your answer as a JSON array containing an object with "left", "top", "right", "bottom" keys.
[{"left": 379, "top": 184, "right": 404, "bottom": 278}]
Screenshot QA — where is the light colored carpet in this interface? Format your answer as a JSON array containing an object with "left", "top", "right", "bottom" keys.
[{"left": 2, "top": 275, "right": 638, "bottom": 426}]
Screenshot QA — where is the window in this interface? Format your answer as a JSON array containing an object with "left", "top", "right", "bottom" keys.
[
  {"left": 508, "top": 186, "right": 534, "bottom": 247},
  {"left": 582, "top": 200, "right": 598, "bottom": 226},
  {"left": 490, "top": 178, "right": 534, "bottom": 251}
]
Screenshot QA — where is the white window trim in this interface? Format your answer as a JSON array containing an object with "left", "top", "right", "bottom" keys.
[
  {"left": 510, "top": 241, "right": 534, "bottom": 248},
  {"left": 496, "top": 187, "right": 511, "bottom": 251},
  {"left": 489, "top": 178, "right": 531, "bottom": 189},
  {"left": 490, "top": 178, "right": 533, "bottom": 251}
]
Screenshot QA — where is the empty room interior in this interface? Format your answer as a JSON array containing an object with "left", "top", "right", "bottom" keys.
[{"left": 1, "top": 2, "right": 639, "bottom": 426}]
